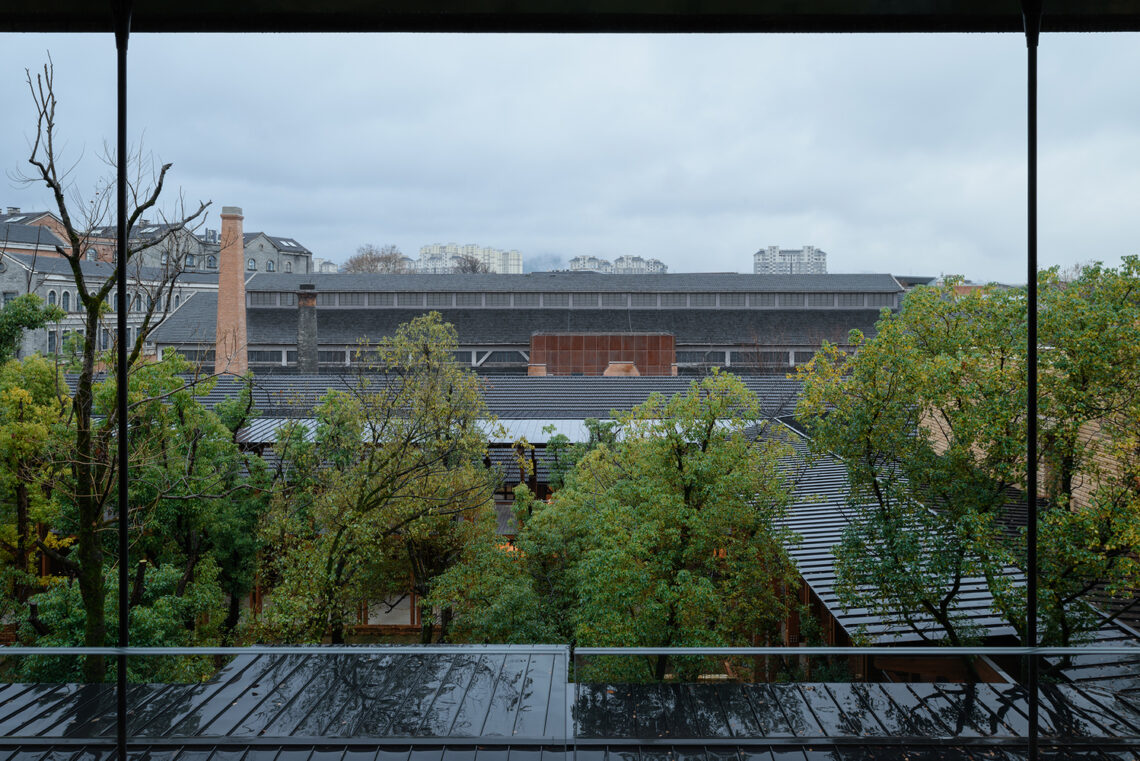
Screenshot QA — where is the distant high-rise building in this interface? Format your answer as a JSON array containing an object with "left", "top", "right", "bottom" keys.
[
  {"left": 569, "top": 254, "right": 667, "bottom": 275},
  {"left": 417, "top": 243, "right": 523, "bottom": 274},
  {"left": 753, "top": 245, "right": 827, "bottom": 275}
]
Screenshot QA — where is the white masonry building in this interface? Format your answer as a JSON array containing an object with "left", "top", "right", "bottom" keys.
[
  {"left": 753, "top": 246, "right": 828, "bottom": 275},
  {"left": 417, "top": 243, "right": 523, "bottom": 274}
]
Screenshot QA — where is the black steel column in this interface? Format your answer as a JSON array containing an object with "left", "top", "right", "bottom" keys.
[
  {"left": 1021, "top": 2, "right": 1042, "bottom": 760},
  {"left": 113, "top": 2, "right": 133, "bottom": 760}
]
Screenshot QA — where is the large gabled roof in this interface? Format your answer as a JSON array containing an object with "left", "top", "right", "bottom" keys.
[
  {"left": 149, "top": 294, "right": 884, "bottom": 348},
  {"left": 0, "top": 222, "right": 66, "bottom": 248},
  {"left": 246, "top": 272, "right": 903, "bottom": 294},
  {"left": 152, "top": 373, "right": 803, "bottom": 420},
  {"left": 0, "top": 251, "right": 219, "bottom": 285},
  {"left": 244, "top": 232, "right": 312, "bottom": 255}
]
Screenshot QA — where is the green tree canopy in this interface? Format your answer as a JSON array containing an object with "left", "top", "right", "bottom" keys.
[
  {"left": 433, "top": 371, "right": 800, "bottom": 680},
  {"left": 796, "top": 263, "right": 1140, "bottom": 649},
  {"left": 256, "top": 312, "right": 495, "bottom": 644},
  {"left": 0, "top": 293, "right": 64, "bottom": 363}
]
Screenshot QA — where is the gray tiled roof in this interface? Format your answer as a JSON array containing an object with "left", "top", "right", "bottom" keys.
[
  {"left": 176, "top": 373, "right": 804, "bottom": 420},
  {"left": 152, "top": 299, "right": 880, "bottom": 347},
  {"left": 0, "top": 222, "right": 66, "bottom": 247},
  {"left": 149, "top": 291, "right": 219, "bottom": 343},
  {"left": 775, "top": 426, "right": 1020, "bottom": 644},
  {"left": 244, "top": 232, "right": 312, "bottom": 254},
  {"left": 246, "top": 271, "right": 903, "bottom": 293},
  {"left": 1, "top": 251, "right": 219, "bottom": 285},
  {"left": 0, "top": 210, "right": 56, "bottom": 225}
]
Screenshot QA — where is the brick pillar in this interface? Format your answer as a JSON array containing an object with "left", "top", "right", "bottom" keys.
[
  {"left": 297, "top": 284, "right": 318, "bottom": 374},
  {"left": 215, "top": 206, "right": 247, "bottom": 375}
]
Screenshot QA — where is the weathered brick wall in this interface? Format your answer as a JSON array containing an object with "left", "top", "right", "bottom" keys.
[
  {"left": 215, "top": 207, "right": 248, "bottom": 375},
  {"left": 530, "top": 333, "right": 676, "bottom": 376}
]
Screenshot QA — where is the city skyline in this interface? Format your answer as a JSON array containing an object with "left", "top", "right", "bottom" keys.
[{"left": 2, "top": 32, "right": 1138, "bottom": 282}]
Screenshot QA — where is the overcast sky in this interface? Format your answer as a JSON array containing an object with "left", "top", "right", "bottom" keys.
[{"left": 1, "top": 32, "right": 1138, "bottom": 281}]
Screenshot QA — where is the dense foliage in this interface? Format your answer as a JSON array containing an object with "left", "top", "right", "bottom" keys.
[
  {"left": 256, "top": 313, "right": 495, "bottom": 644},
  {"left": 432, "top": 372, "right": 801, "bottom": 680},
  {"left": 796, "top": 262, "right": 1140, "bottom": 648}
]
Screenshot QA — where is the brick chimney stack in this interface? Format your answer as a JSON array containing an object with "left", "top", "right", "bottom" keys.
[
  {"left": 215, "top": 206, "right": 248, "bottom": 375},
  {"left": 297, "top": 284, "right": 318, "bottom": 373}
]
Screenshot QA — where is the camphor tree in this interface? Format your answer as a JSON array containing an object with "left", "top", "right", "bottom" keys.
[
  {"left": 795, "top": 266, "right": 1140, "bottom": 653},
  {"left": 256, "top": 312, "right": 496, "bottom": 644},
  {"left": 432, "top": 372, "right": 801, "bottom": 680},
  {"left": 14, "top": 61, "right": 210, "bottom": 680}
]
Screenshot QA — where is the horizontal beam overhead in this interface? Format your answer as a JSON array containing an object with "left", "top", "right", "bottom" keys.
[{"left": 6, "top": 1, "right": 1140, "bottom": 34}]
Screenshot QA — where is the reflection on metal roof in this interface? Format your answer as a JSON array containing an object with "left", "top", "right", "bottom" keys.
[{"left": 1, "top": 648, "right": 1138, "bottom": 757}]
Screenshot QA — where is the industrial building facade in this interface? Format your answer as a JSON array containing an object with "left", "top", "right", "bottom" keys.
[{"left": 150, "top": 266, "right": 902, "bottom": 376}]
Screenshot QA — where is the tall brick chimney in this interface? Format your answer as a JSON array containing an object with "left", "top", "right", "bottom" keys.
[
  {"left": 297, "top": 284, "right": 318, "bottom": 374},
  {"left": 215, "top": 206, "right": 248, "bottom": 375}
]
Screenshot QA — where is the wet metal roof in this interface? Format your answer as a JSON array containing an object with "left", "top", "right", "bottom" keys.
[{"left": 1, "top": 649, "right": 1139, "bottom": 757}]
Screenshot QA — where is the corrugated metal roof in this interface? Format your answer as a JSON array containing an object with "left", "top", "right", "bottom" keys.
[{"left": 1, "top": 650, "right": 1138, "bottom": 755}]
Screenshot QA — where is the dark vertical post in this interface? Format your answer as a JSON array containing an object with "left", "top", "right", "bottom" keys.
[
  {"left": 113, "top": 2, "right": 133, "bottom": 760},
  {"left": 1021, "top": 2, "right": 1042, "bottom": 760}
]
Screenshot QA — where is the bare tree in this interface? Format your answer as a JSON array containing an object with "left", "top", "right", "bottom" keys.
[
  {"left": 452, "top": 254, "right": 489, "bottom": 274},
  {"left": 15, "top": 61, "right": 209, "bottom": 681},
  {"left": 343, "top": 243, "right": 411, "bottom": 273}
]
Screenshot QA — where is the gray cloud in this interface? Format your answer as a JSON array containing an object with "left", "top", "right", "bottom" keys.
[{"left": 2, "top": 32, "right": 1137, "bottom": 282}]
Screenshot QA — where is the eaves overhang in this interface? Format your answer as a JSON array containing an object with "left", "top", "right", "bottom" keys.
[{"left": 6, "top": 1, "right": 1140, "bottom": 34}]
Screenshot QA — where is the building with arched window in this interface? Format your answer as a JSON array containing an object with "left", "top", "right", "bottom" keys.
[{"left": 0, "top": 250, "right": 217, "bottom": 359}]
